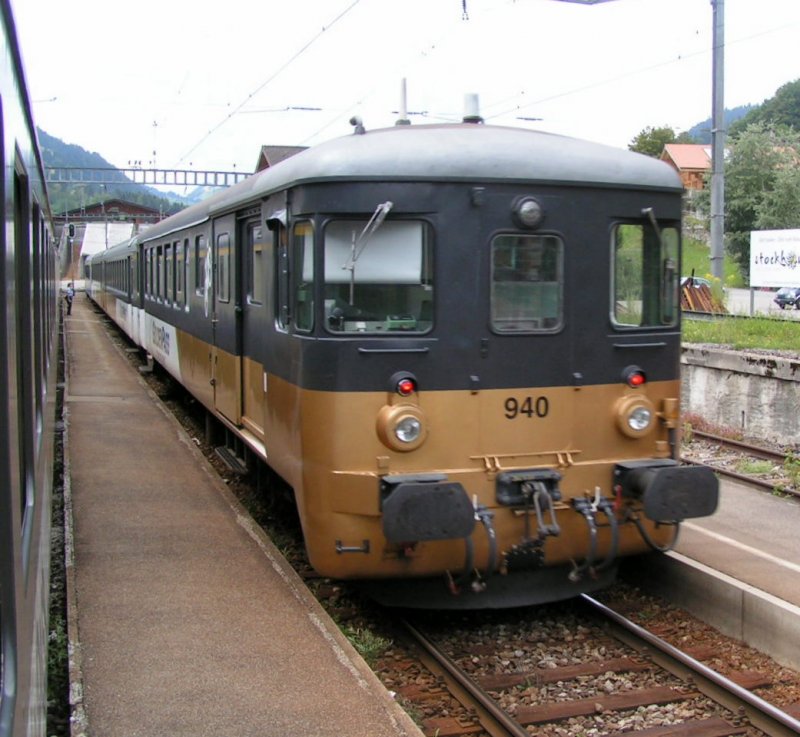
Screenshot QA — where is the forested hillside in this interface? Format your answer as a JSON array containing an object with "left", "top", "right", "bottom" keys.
[{"left": 38, "top": 128, "right": 187, "bottom": 216}]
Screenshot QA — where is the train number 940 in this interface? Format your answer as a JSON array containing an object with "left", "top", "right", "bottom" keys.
[{"left": 504, "top": 396, "right": 550, "bottom": 419}]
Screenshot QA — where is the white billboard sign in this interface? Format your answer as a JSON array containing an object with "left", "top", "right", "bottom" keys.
[{"left": 750, "top": 229, "right": 800, "bottom": 288}]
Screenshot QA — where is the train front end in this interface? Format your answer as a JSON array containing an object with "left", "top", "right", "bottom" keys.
[{"left": 286, "top": 124, "right": 718, "bottom": 608}]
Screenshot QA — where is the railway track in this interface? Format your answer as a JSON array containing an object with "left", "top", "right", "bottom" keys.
[
  {"left": 682, "top": 430, "right": 800, "bottom": 498},
  {"left": 397, "top": 597, "right": 800, "bottom": 737},
  {"left": 690, "top": 430, "right": 788, "bottom": 464}
]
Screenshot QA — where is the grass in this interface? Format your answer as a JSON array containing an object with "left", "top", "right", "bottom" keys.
[
  {"left": 339, "top": 624, "right": 393, "bottom": 667},
  {"left": 735, "top": 459, "right": 775, "bottom": 475},
  {"left": 680, "top": 236, "right": 800, "bottom": 353},
  {"left": 784, "top": 452, "right": 800, "bottom": 487},
  {"left": 681, "top": 315, "right": 800, "bottom": 352},
  {"left": 682, "top": 236, "right": 745, "bottom": 289}
]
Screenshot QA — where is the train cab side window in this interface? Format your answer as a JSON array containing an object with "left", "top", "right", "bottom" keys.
[
  {"left": 322, "top": 218, "right": 433, "bottom": 334},
  {"left": 491, "top": 234, "right": 563, "bottom": 333},
  {"left": 612, "top": 223, "right": 679, "bottom": 328},
  {"left": 275, "top": 224, "right": 290, "bottom": 330},
  {"left": 246, "top": 222, "right": 265, "bottom": 306},
  {"left": 293, "top": 221, "right": 314, "bottom": 331}
]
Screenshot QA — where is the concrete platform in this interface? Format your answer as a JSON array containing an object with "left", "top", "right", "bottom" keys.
[
  {"left": 622, "top": 478, "right": 800, "bottom": 671},
  {"left": 63, "top": 296, "right": 423, "bottom": 737}
]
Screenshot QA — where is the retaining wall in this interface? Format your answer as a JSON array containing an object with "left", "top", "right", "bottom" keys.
[{"left": 681, "top": 345, "right": 800, "bottom": 444}]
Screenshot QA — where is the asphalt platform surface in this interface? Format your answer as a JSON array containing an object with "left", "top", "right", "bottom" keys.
[{"left": 63, "top": 296, "right": 422, "bottom": 737}]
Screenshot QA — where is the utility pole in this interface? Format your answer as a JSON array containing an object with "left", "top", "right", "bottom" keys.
[{"left": 710, "top": 0, "right": 725, "bottom": 280}]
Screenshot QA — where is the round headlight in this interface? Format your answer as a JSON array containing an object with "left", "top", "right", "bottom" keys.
[
  {"left": 615, "top": 395, "right": 656, "bottom": 438},
  {"left": 628, "top": 406, "right": 652, "bottom": 432},
  {"left": 376, "top": 405, "right": 427, "bottom": 451},
  {"left": 395, "top": 416, "right": 422, "bottom": 443}
]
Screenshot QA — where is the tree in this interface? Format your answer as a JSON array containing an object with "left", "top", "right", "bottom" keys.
[
  {"left": 730, "top": 79, "right": 800, "bottom": 136},
  {"left": 628, "top": 126, "right": 678, "bottom": 157},
  {"left": 723, "top": 123, "right": 800, "bottom": 278}
]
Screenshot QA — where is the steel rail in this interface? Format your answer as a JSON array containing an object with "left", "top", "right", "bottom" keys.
[
  {"left": 582, "top": 594, "right": 800, "bottom": 737},
  {"left": 681, "top": 455, "right": 787, "bottom": 493},
  {"left": 681, "top": 431, "right": 800, "bottom": 498},
  {"left": 400, "top": 619, "right": 531, "bottom": 737},
  {"left": 691, "top": 429, "right": 791, "bottom": 464}
]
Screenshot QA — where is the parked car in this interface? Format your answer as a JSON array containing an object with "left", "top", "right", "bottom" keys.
[
  {"left": 773, "top": 286, "right": 800, "bottom": 309},
  {"left": 681, "top": 276, "right": 713, "bottom": 289}
]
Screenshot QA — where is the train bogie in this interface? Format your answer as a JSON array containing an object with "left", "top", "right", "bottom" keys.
[{"left": 87, "top": 121, "right": 718, "bottom": 608}]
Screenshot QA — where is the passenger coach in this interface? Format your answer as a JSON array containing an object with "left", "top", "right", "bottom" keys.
[{"left": 88, "top": 119, "right": 718, "bottom": 608}]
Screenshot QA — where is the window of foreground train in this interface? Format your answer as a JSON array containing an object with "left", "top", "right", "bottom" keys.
[
  {"left": 491, "top": 234, "right": 563, "bottom": 332},
  {"left": 612, "top": 223, "right": 679, "bottom": 328},
  {"left": 322, "top": 219, "right": 433, "bottom": 334}
]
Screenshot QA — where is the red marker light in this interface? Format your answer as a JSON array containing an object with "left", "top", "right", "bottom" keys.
[
  {"left": 396, "top": 378, "right": 417, "bottom": 396},
  {"left": 622, "top": 365, "right": 647, "bottom": 388},
  {"left": 628, "top": 372, "right": 646, "bottom": 387}
]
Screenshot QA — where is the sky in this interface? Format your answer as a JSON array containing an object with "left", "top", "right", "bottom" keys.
[{"left": 11, "top": 0, "right": 800, "bottom": 181}]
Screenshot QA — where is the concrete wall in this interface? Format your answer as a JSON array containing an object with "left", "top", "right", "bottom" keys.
[{"left": 681, "top": 345, "right": 800, "bottom": 444}]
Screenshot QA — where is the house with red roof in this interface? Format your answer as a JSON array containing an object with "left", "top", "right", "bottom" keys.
[{"left": 660, "top": 143, "right": 711, "bottom": 190}]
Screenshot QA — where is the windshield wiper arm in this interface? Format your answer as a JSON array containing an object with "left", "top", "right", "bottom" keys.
[{"left": 342, "top": 201, "right": 393, "bottom": 271}]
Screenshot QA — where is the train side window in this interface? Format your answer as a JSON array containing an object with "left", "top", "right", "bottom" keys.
[
  {"left": 322, "top": 218, "right": 433, "bottom": 334},
  {"left": 145, "top": 248, "right": 151, "bottom": 297},
  {"left": 156, "top": 245, "right": 163, "bottom": 300},
  {"left": 176, "top": 238, "right": 187, "bottom": 308},
  {"left": 13, "top": 164, "right": 35, "bottom": 536},
  {"left": 275, "top": 225, "right": 289, "bottom": 330},
  {"left": 246, "top": 221, "right": 265, "bottom": 306},
  {"left": 490, "top": 234, "right": 563, "bottom": 333},
  {"left": 217, "top": 233, "right": 230, "bottom": 303},
  {"left": 166, "top": 244, "right": 174, "bottom": 304},
  {"left": 293, "top": 221, "right": 314, "bottom": 331},
  {"left": 32, "top": 204, "right": 43, "bottom": 417},
  {"left": 195, "top": 234, "right": 207, "bottom": 296},
  {"left": 131, "top": 253, "right": 139, "bottom": 301},
  {"left": 612, "top": 223, "right": 679, "bottom": 328}
]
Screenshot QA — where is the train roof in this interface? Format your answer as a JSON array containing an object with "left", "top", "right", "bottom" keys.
[{"left": 141, "top": 123, "right": 682, "bottom": 242}]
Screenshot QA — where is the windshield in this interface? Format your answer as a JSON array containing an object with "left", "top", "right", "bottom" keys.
[{"left": 323, "top": 218, "right": 433, "bottom": 334}]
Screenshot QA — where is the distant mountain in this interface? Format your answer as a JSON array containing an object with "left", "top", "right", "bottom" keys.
[
  {"left": 684, "top": 105, "right": 756, "bottom": 143},
  {"left": 37, "top": 129, "right": 202, "bottom": 216},
  {"left": 683, "top": 78, "right": 800, "bottom": 142}
]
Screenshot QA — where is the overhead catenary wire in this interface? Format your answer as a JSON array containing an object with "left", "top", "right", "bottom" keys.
[
  {"left": 176, "top": 0, "right": 362, "bottom": 165},
  {"left": 483, "top": 15, "right": 800, "bottom": 124}
]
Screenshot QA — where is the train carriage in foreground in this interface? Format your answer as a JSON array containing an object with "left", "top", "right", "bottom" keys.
[
  {"left": 87, "top": 116, "right": 718, "bottom": 608},
  {"left": 0, "top": 1, "right": 61, "bottom": 735}
]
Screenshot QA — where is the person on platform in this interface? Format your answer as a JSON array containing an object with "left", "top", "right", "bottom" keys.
[{"left": 64, "top": 282, "right": 75, "bottom": 315}]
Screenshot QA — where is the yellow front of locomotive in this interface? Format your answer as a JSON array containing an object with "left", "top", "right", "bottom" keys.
[{"left": 300, "top": 366, "right": 714, "bottom": 603}]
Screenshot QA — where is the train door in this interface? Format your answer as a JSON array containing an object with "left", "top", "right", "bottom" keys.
[
  {"left": 210, "top": 214, "right": 242, "bottom": 423},
  {"left": 240, "top": 216, "right": 267, "bottom": 440},
  {"left": 477, "top": 231, "right": 569, "bottom": 456}
]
